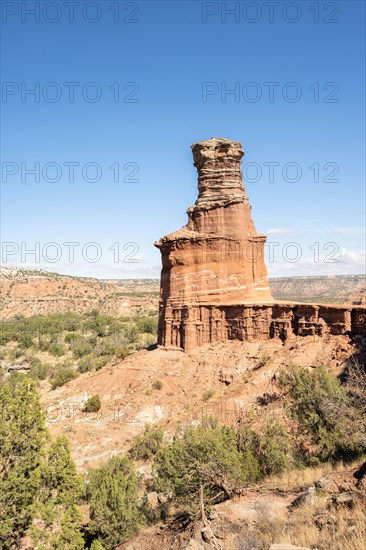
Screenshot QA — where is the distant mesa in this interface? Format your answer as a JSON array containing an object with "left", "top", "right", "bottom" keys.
[{"left": 155, "top": 138, "right": 366, "bottom": 351}]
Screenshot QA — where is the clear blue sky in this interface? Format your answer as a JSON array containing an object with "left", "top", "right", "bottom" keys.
[{"left": 1, "top": 0, "right": 365, "bottom": 278}]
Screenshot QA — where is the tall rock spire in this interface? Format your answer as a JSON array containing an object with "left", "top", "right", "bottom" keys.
[
  {"left": 187, "top": 138, "right": 256, "bottom": 237},
  {"left": 154, "top": 138, "right": 366, "bottom": 352},
  {"left": 155, "top": 137, "right": 273, "bottom": 349}
]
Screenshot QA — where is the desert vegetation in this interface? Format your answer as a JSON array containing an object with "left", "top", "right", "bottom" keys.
[
  {"left": 0, "top": 304, "right": 365, "bottom": 549},
  {"left": 0, "top": 379, "right": 84, "bottom": 548},
  {"left": 1, "top": 355, "right": 365, "bottom": 549},
  {"left": 0, "top": 310, "right": 158, "bottom": 388}
]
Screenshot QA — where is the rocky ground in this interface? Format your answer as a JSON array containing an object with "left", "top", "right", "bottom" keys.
[
  {"left": 38, "top": 330, "right": 366, "bottom": 549},
  {"left": 118, "top": 458, "right": 366, "bottom": 549},
  {"left": 42, "top": 334, "right": 357, "bottom": 469},
  {"left": 2, "top": 268, "right": 366, "bottom": 549}
]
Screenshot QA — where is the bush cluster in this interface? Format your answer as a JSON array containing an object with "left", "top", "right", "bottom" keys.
[
  {"left": 130, "top": 425, "right": 164, "bottom": 460},
  {"left": 279, "top": 364, "right": 366, "bottom": 463},
  {"left": 1, "top": 359, "right": 365, "bottom": 548},
  {"left": 0, "top": 310, "right": 158, "bottom": 389},
  {"left": 83, "top": 394, "right": 101, "bottom": 413}
]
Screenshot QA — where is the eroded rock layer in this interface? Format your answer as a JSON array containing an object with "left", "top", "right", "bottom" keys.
[{"left": 159, "top": 302, "right": 366, "bottom": 351}]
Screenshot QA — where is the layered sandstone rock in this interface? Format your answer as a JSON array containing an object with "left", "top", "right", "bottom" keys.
[
  {"left": 155, "top": 138, "right": 272, "bottom": 308},
  {"left": 156, "top": 301, "right": 366, "bottom": 351},
  {"left": 155, "top": 138, "right": 366, "bottom": 351}
]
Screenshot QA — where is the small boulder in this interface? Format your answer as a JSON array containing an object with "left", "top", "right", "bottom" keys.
[
  {"left": 289, "top": 486, "right": 316, "bottom": 510},
  {"left": 314, "top": 478, "right": 338, "bottom": 493},
  {"left": 219, "top": 369, "right": 235, "bottom": 385},
  {"left": 353, "top": 461, "right": 366, "bottom": 490}
]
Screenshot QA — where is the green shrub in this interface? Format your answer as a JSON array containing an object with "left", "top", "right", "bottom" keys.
[
  {"left": 124, "top": 323, "right": 139, "bottom": 342},
  {"left": 86, "top": 456, "right": 144, "bottom": 548},
  {"left": 48, "top": 343, "right": 65, "bottom": 357},
  {"left": 87, "top": 335, "right": 98, "bottom": 345},
  {"left": 83, "top": 395, "right": 101, "bottom": 413},
  {"left": 237, "top": 423, "right": 260, "bottom": 454},
  {"left": 51, "top": 367, "right": 78, "bottom": 390},
  {"left": 202, "top": 389, "right": 215, "bottom": 401},
  {"left": 154, "top": 420, "right": 258, "bottom": 513},
  {"left": 97, "top": 338, "right": 118, "bottom": 357},
  {"left": 95, "top": 357, "right": 109, "bottom": 371},
  {"left": 130, "top": 425, "right": 164, "bottom": 460},
  {"left": 78, "top": 356, "right": 94, "bottom": 373},
  {"left": 72, "top": 338, "right": 93, "bottom": 359},
  {"left": 0, "top": 328, "right": 13, "bottom": 346},
  {"left": 37, "top": 336, "right": 52, "bottom": 352},
  {"left": 30, "top": 435, "right": 84, "bottom": 549},
  {"left": 279, "top": 365, "right": 366, "bottom": 462},
  {"left": 0, "top": 378, "right": 48, "bottom": 545},
  {"left": 17, "top": 333, "right": 34, "bottom": 349},
  {"left": 83, "top": 313, "right": 109, "bottom": 337},
  {"left": 8, "top": 347, "right": 23, "bottom": 361},
  {"left": 30, "top": 362, "right": 51, "bottom": 381},
  {"left": 115, "top": 346, "right": 131, "bottom": 360},
  {"left": 237, "top": 419, "right": 291, "bottom": 477},
  {"left": 257, "top": 420, "right": 292, "bottom": 476},
  {"left": 241, "top": 449, "right": 262, "bottom": 482},
  {"left": 4, "top": 371, "right": 28, "bottom": 390},
  {"left": 256, "top": 352, "right": 271, "bottom": 369},
  {"left": 135, "top": 317, "right": 158, "bottom": 335},
  {"left": 107, "top": 321, "right": 123, "bottom": 336},
  {"left": 64, "top": 333, "right": 78, "bottom": 343},
  {"left": 63, "top": 315, "right": 81, "bottom": 332}
]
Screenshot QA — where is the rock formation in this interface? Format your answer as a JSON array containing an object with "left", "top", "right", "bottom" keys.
[
  {"left": 155, "top": 138, "right": 366, "bottom": 351},
  {"left": 155, "top": 137, "right": 271, "bottom": 306}
]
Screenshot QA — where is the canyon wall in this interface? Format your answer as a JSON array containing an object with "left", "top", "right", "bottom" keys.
[{"left": 155, "top": 138, "right": 366, "bottom": 351}]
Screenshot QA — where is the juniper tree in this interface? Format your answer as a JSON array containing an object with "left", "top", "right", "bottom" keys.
[
  {"left": 30, "top": 435, "right": 84, "bottom": 549},
  {"left": 86, "top": 456, "right": 143, "bottom": 548},
  {"left": 153, "top": 419, "right": 260, "bottom": 515},
  {"left": 0, "top": 378, "right": 48, "bottom": 547}
]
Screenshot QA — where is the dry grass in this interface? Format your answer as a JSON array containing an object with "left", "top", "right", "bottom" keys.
[
  {"left": 241, "top": 499, "right": 366, "bottom": 550},
  {"left": 264, "top": 456, "right": 366, "bottom": 492},
  {"left": 242, "top": 457, "right": 366, "bottom": 549}
]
